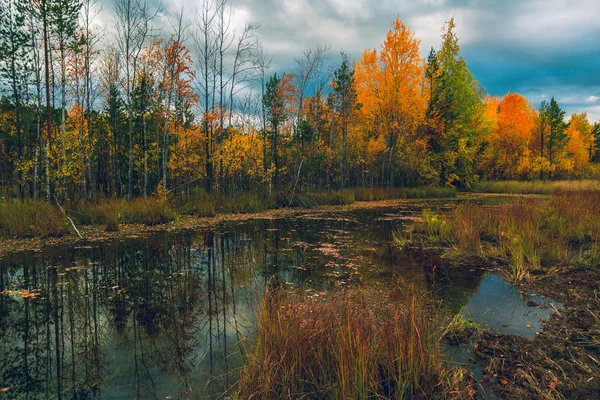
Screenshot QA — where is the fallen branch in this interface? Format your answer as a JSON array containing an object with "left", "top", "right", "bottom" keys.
[{"left": 54, "top": 196, "right": 83, "bottom": 239}]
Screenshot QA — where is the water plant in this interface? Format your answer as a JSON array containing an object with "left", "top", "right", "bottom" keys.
[{"left": 443, "top": 309, "right": 481, "bottom": 345}]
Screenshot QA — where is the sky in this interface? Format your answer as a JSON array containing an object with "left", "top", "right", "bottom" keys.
[{"left": 97, "top": 0, "right": 600, "bottom": 122}]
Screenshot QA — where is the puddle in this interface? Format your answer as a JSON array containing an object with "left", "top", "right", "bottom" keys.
[{"left": 462, "top": 273, "right": 560, "bottom": 337}]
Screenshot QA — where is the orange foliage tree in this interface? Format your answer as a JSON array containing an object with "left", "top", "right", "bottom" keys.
[
  {"left": 481, "top": 93, "right": 537, "bottom": 179},
  {"left": 354, "top": 17, "right": 428, "bottom": 186}
]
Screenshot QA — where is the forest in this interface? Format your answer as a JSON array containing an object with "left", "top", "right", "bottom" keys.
[{"left": 1, "top": 0, "right": 598, "bottom": 204}]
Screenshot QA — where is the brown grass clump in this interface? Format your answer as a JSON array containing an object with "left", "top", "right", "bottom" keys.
[
  {"left": 75, "top": 197, "right": 177, "bottom": 228},
  {"left": 237, "top": 287, "right": 474, "bottom": 399},
  {"left": 0, "top": 200, "right": 66, "bottom": 237}
]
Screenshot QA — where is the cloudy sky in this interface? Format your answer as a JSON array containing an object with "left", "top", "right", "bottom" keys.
[{"left": 99, "top": 0, "right": 600, "bottom": 122}]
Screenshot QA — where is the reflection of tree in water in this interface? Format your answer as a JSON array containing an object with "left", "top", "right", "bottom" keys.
[
  {"left": 0, "top": 229, "right": 268, "bottom": 399},
  {"left": 0, "top": 253, "right": 104, "bottom": 400}
]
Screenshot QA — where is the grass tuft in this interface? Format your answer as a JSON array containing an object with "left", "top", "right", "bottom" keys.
[
  {"left": 443, "top": 310, "right": 481, "bottom": 346},
  {"left": 0, "top": 200, "right": 66, "bottom": 237},
  {"left": 237, "top": 287, "right": 472, "bottom": 399}
]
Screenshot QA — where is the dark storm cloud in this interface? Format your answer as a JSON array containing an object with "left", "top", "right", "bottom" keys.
[{"left": 98, "top": 0, "right": 600, "bottom": 121}]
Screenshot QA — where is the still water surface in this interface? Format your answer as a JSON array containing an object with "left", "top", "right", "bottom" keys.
[{"left": 0, "top": 204, "right": 558, "bottom": 399}]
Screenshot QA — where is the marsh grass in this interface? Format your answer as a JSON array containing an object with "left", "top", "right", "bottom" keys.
[
  {"left": 181, "top": 189, "right": 276, "bottom": 216},
  {"left": 353, "top": 186, "right": 457, "bottom": 201},
  {"left": 428, "top": 191, "right": 600, "bottom": 281},
  {"left": 283, "top": 186, "right": 455, "bottom": 208},
  {"left": 237, "top": 287, "right": 471, "bottom": 399},
  {"left": 75, "top": 197, "right": 177, "bottom": 228},
  {"left": 473, "top": 180, "right": 600, "bottom": 195},
  {"left": 0, "top": 200, "right": 66, "bottom": 237},
  {"left": 1, "top": 186, "right": 459, "bottom": 238},
  {"left": 284, "top": 190, "right": 355, "bottom": 207}
]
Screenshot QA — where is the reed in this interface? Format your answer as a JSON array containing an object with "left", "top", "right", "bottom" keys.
[{"left": 237, "top": 287, "right": 467, "bottom": 399}]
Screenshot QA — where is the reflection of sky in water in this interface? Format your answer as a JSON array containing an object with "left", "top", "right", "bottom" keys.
[{"left": 464, "top": 274, "right": 560, "bottom": 338}]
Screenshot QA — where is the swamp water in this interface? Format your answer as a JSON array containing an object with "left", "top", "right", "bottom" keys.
[{"left": 0, "top": 204, "right": 560, "bottom": 399}]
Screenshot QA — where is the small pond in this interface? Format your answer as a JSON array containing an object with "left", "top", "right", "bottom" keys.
[{"left": 0, "top": 203, "right": 560, "bottom": 399}]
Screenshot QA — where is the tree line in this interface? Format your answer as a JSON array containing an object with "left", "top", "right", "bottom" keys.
[{"left": 1, "top": 0, "right": 599, "bottom": 203}]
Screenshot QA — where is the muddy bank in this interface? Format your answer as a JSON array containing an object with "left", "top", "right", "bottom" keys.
[
  {"left": 0, "top": 192, "right": 534, "bottom": 257},
  {"left": 475, "top": 265, "right": 600, "bottom": 399}
]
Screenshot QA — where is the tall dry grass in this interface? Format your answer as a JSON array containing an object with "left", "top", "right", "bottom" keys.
[
  {"left": 237, "top": 288, "right": 469, "bottom": 399},
  {"left": 353, "top": 186, "right": 457, "bottom": 201},
  {"left": 473, "top": 180, "right": 600, "bottom": 195},
  {"left": 440, "top": 191, "right": 600, "bottom": 281},
  {"left": 0, "top": 200, "right": 66, "bottom": 237}
]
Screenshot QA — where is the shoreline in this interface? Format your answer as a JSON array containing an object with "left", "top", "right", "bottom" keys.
[{"left": 0, "top": 197, "right": 462, "bottom": 257}]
